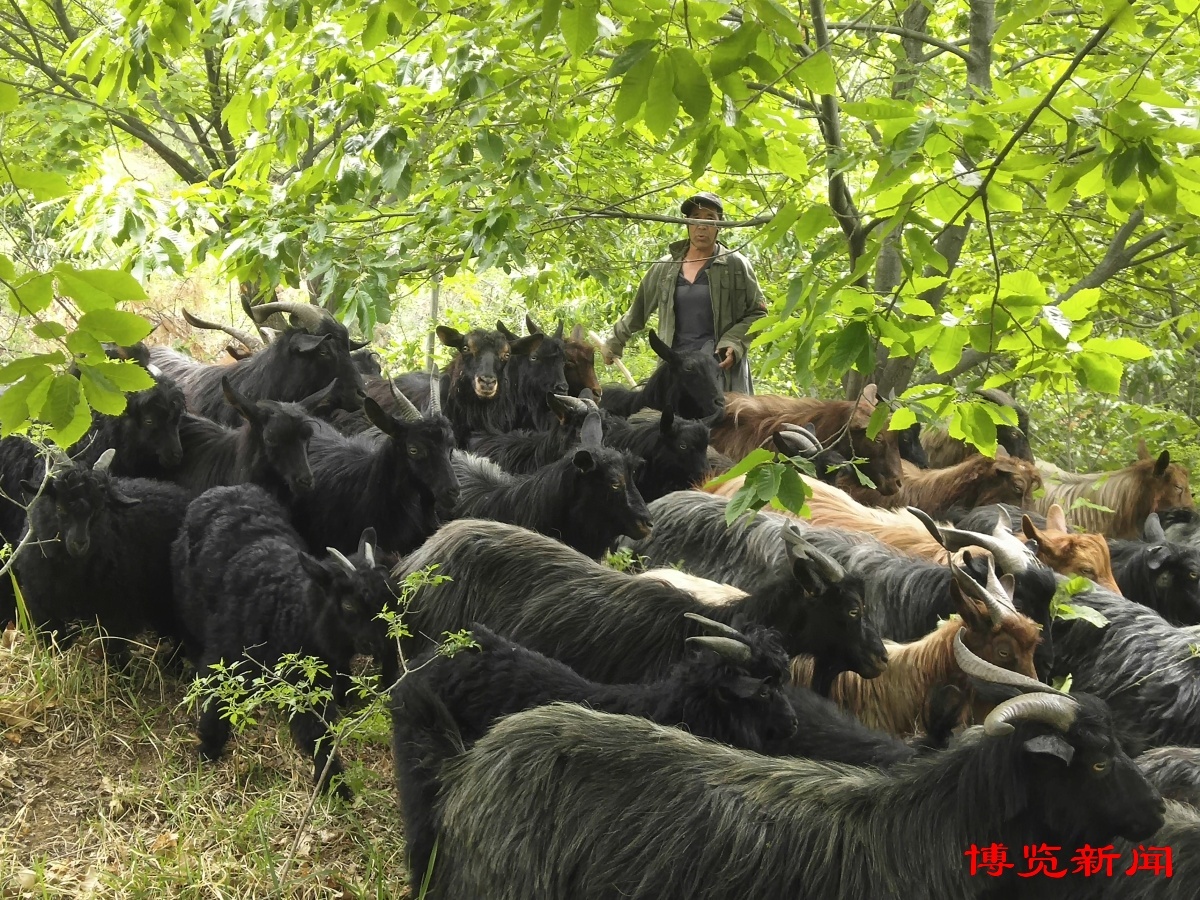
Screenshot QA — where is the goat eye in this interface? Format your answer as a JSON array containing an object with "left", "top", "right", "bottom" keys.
[
  {"left": 408, "top": 446, "right": 419, "bottom": 456},
  {"left": 530, "top": 355, "right": 538, "bottom": 362},
  {"left": 848, "top": 608, "right": 860, "bottom": 618},
  {"left": 679, "top": 443, "right": 687, "bottom": 450},
  {"left": 1092, "top": 760, "right": 1108, "bottom": 773},
  {"left": 997, "top": 647, "right": 1011, "bottom": 658},
  {"left": 1190, "top": 572, "right": 1199, "bottom": 581},
  {"left": 1081, "top": 568, "right": 1095, "bottom": 578},
  {"left": 143, "top": 416, "right": 155, "bottom": 426},
  {"left": 611, "top": 483, "right": 622, "bottom": 492},
  {"left": 757, "top": 684, "right": 770, "bottom": 699}
]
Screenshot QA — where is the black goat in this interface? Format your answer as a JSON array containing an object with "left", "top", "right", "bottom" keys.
[
  {"left": 599, "top": 329, "right": 725, "bottom": 420},
  {"left": 1108, "top": 513, "right": 1200, "bottom": 625},
  {"left": 169, "top": 378, "right": 333, "bottom": 499},
  {"left": 1157, "top": 505, "right": 1200, "bottom": 549},
  {"left": 396, "top": 325, "right": 542, "bottom": 447},
  {"left": 149, "top": 302, "right": 364, "bottom": 426},
  {"left": 391, "top": 618, "right": 795, "bottom": 886},
  {"left": 394, "top": 649, "right": 1164, "bottom": 900},
  {"left": 172, "top": 485, "right": 393, "bottom": 799},
  {"left": 471, "top": 395, "right": 714, "bottom": 504},
  {"left": 292, "top": 383, "right": 458, "bottom": 557},
  {"left": 495, "top": 317, "right": 569, "bottom": 430},
  {"left": 393, "top": 518, "right": 887, "bottom": 687},
  {"left": 14, "top": 451, "right": 191, "bottom": 654},
  {"left": 1136, "top": 746, "right": 1200, "bottom": 806},
  {"left": 450, "top": 411, "right": 652, "bottom": 560},
  {"left": 1049, "top": 582, "right": 1200, "bottom": 748},
  {"left": 894, "top": 421, "right": 928, "bottom": 468}
]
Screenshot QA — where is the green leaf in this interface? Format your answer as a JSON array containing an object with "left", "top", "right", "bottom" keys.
[
  {"left": 77, "top": 309, "right": 154, "bottom": 345},
  {"left": 792, "top": 204, "right": 836, "bottom": 243},
  {"left": 0, "top": 353, "right": 63, "bottom": 385},
  {"left": 669, "top": 47, "right": 712, "bottom": 120},
  {"left": 709, "top": 24, "right": 761, "bottom": 80},
  {"left": 560, "top": 0, "right": 599, "bottom": 58},
  {"left": 705, "top": 447, "right": 775, "bottom": 487},
  {"left": 49, "top": 390, "right": 92, "bottom": 449},
  {"left": 725, "top": 480, "right": 762, "bottom": 525},
  {"left": 774, "top": 466, "right": 809, "bottom": 514},
  {"left": 1082, "top": 336, "right": 1152, "bottom": 361},
  {"left": 986, "top": 183, "right": 1023, "bottom": 212},
  {"left": 608, "top": 39, "right": 656, "bottom": 78},
  {"left": 41, "top": 374, "right": 81, "bottom": 430},
  {"left": 1053, "top": 602, "right": 1110, "bottom": 628},
  {"left": 79, "top": 366, "right": 129, "bottom": 416},
  {"left": 644, "top": 54, "right": 678, "bottom": 138},
  {"left": 55, "top": 271, "right": 115, "bottom": 311},
  {"left": 888, "top": 407, "right": 917, "bottom": 431},
  {"left": 957, "top": 402, "right": 998, "bottom": 457},
  {"left": 363, "top": 4, "right": 389, "bottom": 51},
  {"left": 92, "top": 360, "right": 155, "bottom": 392},
  {"left": 7, "top": 167, "right": 71, "bottom": 201},
  {"left": 1058, "top": 288, "right": 1101, "bottom": 320},
  {"left": 816, "top": 321, "right": 871, "bottom": 376},
  {"left": 1075, "top": 350, "right": 1123, "bottom": 395},
  {"left": 929, "top": 326, "right": 967, "bottom": 374},
  {"left": 9, "top": 273, "right": 54, "bottom": 315},
  {"left": 0, "top": 253, "right": 12, "bottom": 281},
  {"left": 866, "top": 401, "right": 889, "bottom": 441},
  {"left": 795, "top": 50, "right": 836, "bottom": 95},
  {"left": 31, "top": 321, "right": 67, "bottom": 340},
  {"left": 0, "top": 83, "right": 16, "bottom": 113},
  {"left": 841, "top": 98, "right": 917, "bottom": 120},
  {"left": 613, "top": 51, "right": 656, "bottom": 125},
  {"left": 0, "top": 368, "right": 52, "bottom": 435},
  {"left": 66, "top": 329, "right": 106, "bottom": 360},
  {"left": 746, "top": 462, "right": 782, "bottom": 504}
]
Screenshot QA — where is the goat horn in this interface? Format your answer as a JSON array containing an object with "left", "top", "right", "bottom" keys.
[
  {"left": 953, "top": 630, "right": 1059, "bottom": 698},
  {"left": 975, "top": 387, "right": 1017, "bottom": 408},
  {"left": 983, "top": 693, "right": 1079, "bottom": 737},
  {"left": 994, "top": 506, "right": 1013, "bottom": 537},
  {"left": 364, "top": 542, "right": 375, "bottom": 568},
  {"left": 182, "top": 309, "right": 263, "bottom": 351},
  {"left": 686, "top": 635, "right": 753, "bottom": 665},
  {"left": 387, "top": 377, "right": 424, "bottom": 423},
  {"left": 934, "top": 522, "right": 1033, "bottom": 573},
  {"left": 794, "top": 538, "right": 845, "bottom": 584},
  {"left": 428, "top": 364, "right": 442, "bottom": 416},
  {"left": 93, "top": 448, "right": 116, "bottom": 473},
  {"left": 325, "top": 547, "right": 357, "bottom": 575},
  {"left": 907, "top": 506, "right": 946, "bottom": 547},
  {"left": 249, "top": 301, "right": 333, "bottom": 331},
  {"left": 950, "top": 555, "right": 1014, "bottom": 628},
  {"left": 683, "top": 611, "right": 746, "bottom": 640},
  {"left": 771, "top": 428, "right": 821, "bottom": 458},
  {"left": 548, "top": 393, "right": 589, "bottom": 416}
]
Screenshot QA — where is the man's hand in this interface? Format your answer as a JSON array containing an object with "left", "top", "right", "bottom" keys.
[
  {"left": 718, "top": 346, "right": 737, "bottom": 371},
  {"left": 601, "top": 342, "right": 617, "bottom": 365}
]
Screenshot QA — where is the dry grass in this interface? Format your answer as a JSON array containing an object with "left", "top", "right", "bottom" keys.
[{"left": 0, "top": 626, "right": 408, "bottom": 899}]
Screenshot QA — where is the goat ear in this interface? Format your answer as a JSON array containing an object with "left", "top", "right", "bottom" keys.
[
  {"left": 19, "top": 478, "right": 47, "bottom": 500},
  {"left": 572, "top": 448, "right": 596, "bottom": 472},
  {"left": 292, "top": 333, "right": 328, "bottom": 354},
  {"left": 860, "top": 383, "right": 878, "bottom": 405},
  {"left": 1137, "top": 439, "right": 1151, "bottom": 461},
  {"left": 951, "top": 582, "right": 990, "bottom": 632},
  {"left": 648, "top": 329, "right": 675, "bottom": 364},
  {"left": 660, "top": 405, "right": 674, "bottom": 434},
  {"left": 1144, "top": 512, "right": 1167, "bottom": 543},
  {"left": 496, "top": 320, "right": 519, "bottom": 341},
  {"left": 524, "top": 313, "right": 542, "bottom": 336},
  {"left": 1021, "top": 515, "right": 1043, "bottom": 547},
  {"left": 580, "top": 411, "right": 603, "bottom": 448},
  {"left": 364, "top": 397, "right": 400, "bottom": 437},
  {"left": 554, "top": 319, "right": 564, "bottom": 340},
  {"left": 298, "top": 551, "right": 332, "bottom": 588},
  {"left": 509, "top": 333, "right": 544, "bottom": 357},
  {"left": 300, "top": 379, "right": 338, "bottom": 413},
  {"left": 436, "top": 326, "right": 465, "bottom": 350},
  {"left": 1154, "top": 450, "right": 1171, "bottom": 477},
  {"left": 357, "top": 527, "right": 378, "bottom": 558},
  {"left": 221, "top": 376, "right": 259, "bottom": 424},
  {"left": 1023, "top": 733, "right": 1075, "bottom": 767},
  {"left": 1147, "top": 544, "right": 1171, "bottom": 571},
  {"left": 995, "top": 445, "right": 1010, "bottom": 459},
  {"left": 1046, "top": 504, "right": 1068, "bottom": 533},
  {"left": 570, "top": 323, "right": 585, "bottom": 343}
]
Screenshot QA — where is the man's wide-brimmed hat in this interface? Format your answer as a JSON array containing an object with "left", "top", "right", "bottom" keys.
[{"left": 681, "top": 192, "right": 724, "bottom": 220}]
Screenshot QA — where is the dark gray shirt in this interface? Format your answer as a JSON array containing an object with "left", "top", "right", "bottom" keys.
[{"left": 673, "top": 262, "right": 716, "bottom": 354}]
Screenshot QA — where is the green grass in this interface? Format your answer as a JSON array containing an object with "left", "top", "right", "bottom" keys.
[{"left": 0, "top": 630, "right": 410, "bottom": 898}]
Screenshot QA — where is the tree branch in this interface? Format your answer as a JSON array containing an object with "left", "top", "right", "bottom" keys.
[
  {"left": 826, "top": 21, "right": 971, "bottom": 61},
  {"left": 915, "top": 349, "right": 992, "bottom": 385}
]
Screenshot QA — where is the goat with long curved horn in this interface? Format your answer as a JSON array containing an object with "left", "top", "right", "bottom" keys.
[
  {"left": 950, "top": 553, "right": 1017, "bottom": 628},
  {"left": 387, "top": 375, "right": 424, "bottom": 423},
  {"left": 908, "top": 506, "right": 1034, "bottom": 573},
  {"left": 249, "top": 301, "right": 335, "bottom": 332},
  {"left": 182, "top": 309, "right": 264, "bottom": 351},
  {"left": 428, "top": 364, "right": 443, "bottom": 417}
]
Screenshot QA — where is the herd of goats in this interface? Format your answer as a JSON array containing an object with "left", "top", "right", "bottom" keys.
[{"left": 2, "top": 300, "right": 1200, "bottom": 898}]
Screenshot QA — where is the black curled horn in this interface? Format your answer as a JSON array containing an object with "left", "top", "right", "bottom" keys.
[
  {"left": 182, "top": 309, "right": 264, "bottom": 351},
  {"left": 683, "top": 611, "right": 747, "bottom": 640},
  {"left": 429, "top": 364, "right": 443, "bottom": 416},
  {"left": 249, "top": 301, "right": 335, "bottom": 333},
  {"left": 686, "top": 635, "right": 753, "bottom": 664},
  {"left": 781, "top": 524, "right": 846, "bottom": 583},
  {"left": 771, "top": 426, "right": 822, "bottom": 457}
]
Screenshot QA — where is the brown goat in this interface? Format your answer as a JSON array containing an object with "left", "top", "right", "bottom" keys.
[
  {"left": 709, "top": 385, "right": 903, "bottom": 495},
  {"left": 563, "top": 324, "right": 603, "bottom": 398},
  {"left": 1034, "top": 444, "right": 1194, "bottom": 539},
  {"left": 1021, "top": 504, "right": 1122, "bottom": 595},
  {"left": 789, "top": 557, "right": 1042, "bottom": 736},
  {"left": 844, "top": 448, "right": 1042, "bottom": 519}
]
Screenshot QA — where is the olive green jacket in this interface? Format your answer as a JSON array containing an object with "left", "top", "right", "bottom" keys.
[{"left": 607, "top": 239, "right": 768, "bottom": 363}]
